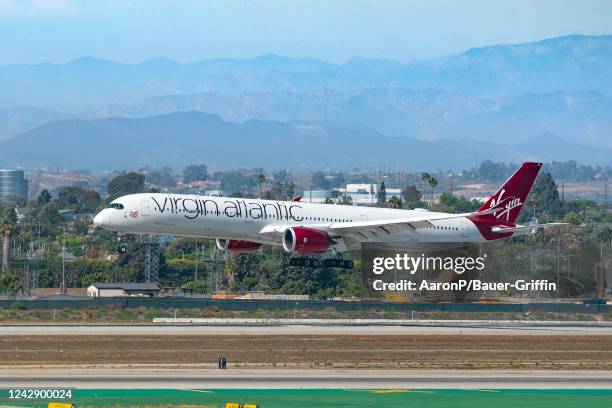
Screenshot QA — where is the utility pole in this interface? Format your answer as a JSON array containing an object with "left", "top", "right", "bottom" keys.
[
  {"left": 556, "top": 232, "right": 561, "bottom": 289},
  {"left": 59, "top": 227, "right": 66, "bottom": 295},
  {"left": 601, "top": 235, "right": 605, "bottom": 297},
  {"left": 195, "top": 238, "right": 198, "bottom": 281},
  {"left": 561, "top": 182, "right": 564, "bottom": 201}
]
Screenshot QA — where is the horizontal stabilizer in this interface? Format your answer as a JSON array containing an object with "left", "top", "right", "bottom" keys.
[{"left": 491, "top": 223, "right": 568, "bottom": 234}]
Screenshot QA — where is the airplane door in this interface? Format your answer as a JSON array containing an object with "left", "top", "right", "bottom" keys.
[
  {"left": 461, "top": 221, "right": 469, "bottom": 238},
  {"left": 141, "top": 200, "right": 150, "bottom": 216}
]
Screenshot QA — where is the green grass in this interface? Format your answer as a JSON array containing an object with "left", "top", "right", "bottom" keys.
[{"left": 2, "top": 389, "right": 611, "bottom": 408}]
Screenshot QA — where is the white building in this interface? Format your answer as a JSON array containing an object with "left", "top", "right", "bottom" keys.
[{"left": 87, "top": 283, "right": 160, "bottom": 297}]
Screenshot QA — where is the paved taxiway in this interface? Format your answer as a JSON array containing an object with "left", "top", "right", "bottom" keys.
[
  {"left": 1, "top": 368, "right": 610, "bottom": 389},
  {"left": 2, "top": 321, "right": 611, "bottom": 336}
]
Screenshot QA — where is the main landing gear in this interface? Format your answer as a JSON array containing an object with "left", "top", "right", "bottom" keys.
[{"left": 289, "top": 257, "right": 354, "bottom": 269}]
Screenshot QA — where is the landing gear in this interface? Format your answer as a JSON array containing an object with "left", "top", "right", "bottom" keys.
[
  {"left": 289, "top": 257, "right": 320, "bottom": 268},
  {"left": 289, "top": 257, "right": 353, "bottom": 269},
  {"left": 323, "top": 258, "right": 354, "bottom": 269}
]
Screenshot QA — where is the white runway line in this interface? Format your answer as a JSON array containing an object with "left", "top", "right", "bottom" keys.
[{"left": 1, "top": 368, "right": 610, "bottom": 389}]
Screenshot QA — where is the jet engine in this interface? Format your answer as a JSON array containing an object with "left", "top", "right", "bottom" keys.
[
  {"left": 282, "top": 227, "right": 331, "bottom": 253},
  {"left": 216, "top": 239, "right": 262, "bottom": 253}
]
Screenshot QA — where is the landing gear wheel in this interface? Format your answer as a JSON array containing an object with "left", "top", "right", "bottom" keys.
[
  {"left": 312, "top": 259, "right": 320, "bottom": 268},
  {"left": 322, "top": 259, "right": 354, "bottom": 269},
  {"left": 290, "top": 258, "right": 305, "bottom": 267}
]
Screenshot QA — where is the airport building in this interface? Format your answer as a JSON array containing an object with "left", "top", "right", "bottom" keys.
[
  {"left": 87, "top": 282, "right": 160, "bottom": 297},
  {"left": 0, "top": 169, "right": 28, "bottom": 203}
]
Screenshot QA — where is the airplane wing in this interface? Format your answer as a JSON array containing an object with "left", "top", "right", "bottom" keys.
[{"left": 259, "top": 207, "right": 498, "bottom": 238}]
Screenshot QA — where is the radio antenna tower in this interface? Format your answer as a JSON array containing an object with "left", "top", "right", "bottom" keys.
[{"left": 144, "top": 235, "right": 160, "bottom": 283}]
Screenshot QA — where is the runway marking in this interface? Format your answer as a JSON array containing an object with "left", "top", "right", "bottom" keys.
[
  {"left": 345, "top": 389, "right": 438, "bottom": 394},
  {"left": 186, "top": 389, "right": 213, "bottom": 393},
  {"left": 370, "top": 389, "right": 410, "bottom": 393}
]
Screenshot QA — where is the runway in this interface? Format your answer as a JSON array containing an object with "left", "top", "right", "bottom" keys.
[
  {"left": 1, "top": 368, "right": 611, "bottom": 389},
  {"left": 2, "top": 321, "right": 612, "bottom": 336}
]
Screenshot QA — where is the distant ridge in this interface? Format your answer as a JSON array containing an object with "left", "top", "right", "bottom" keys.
[
  {"left": 0, "top": 35, "right": 610, "bottom": 111},
  {"left": 0, "top": 111, "right": 609, "bottom": 171}
]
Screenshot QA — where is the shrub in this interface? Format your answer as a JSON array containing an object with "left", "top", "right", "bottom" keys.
[{"left": 10, "top": 302, "right": 26, "bottom": 311}]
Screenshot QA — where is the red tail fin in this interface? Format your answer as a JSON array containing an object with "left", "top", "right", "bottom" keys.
[{"left": 477, "top": 162, "right": 542, "bottom": 223}]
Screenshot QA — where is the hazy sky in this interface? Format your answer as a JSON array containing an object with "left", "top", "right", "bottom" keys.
[{"left": 0, "top": 0, "right": 611, "bottom": 65}]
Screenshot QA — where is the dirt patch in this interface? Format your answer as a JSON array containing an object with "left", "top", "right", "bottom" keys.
[{"left": 1, "top": 334, "right": 611, "bottom": 369}]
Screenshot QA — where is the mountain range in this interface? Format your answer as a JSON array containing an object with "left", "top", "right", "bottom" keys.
[
  {"left": 0, "top": 35, "right": 610, "bottom": 112},
  {"left": 0, "top": 35, "right": 610, "bottom": 170},
  {"left": 91, "top": 89, "right": 612, "bottom": 148},
  {"left": 0, "top": 112, "right": 609, "bottom": 172}
]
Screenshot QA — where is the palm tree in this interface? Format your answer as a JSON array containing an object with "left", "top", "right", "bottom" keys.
[
  {"left": 421, "top": 173, "right": 431, "bottom": 205},
  {"left": 0, "top": 207, "right": 16, "bottom": 272},
  {"left": 428, "top": 176, "right": 438, "bottom": 206},
  {"left": 257, "top": 174, "right": 266, "bottom": 198},
  {"left": 597, "top": 226, "right": 612, "bottom": 245}
]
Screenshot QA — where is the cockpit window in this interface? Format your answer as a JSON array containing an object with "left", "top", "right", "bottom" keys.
[{"left": 108, "top": 203, "right": 124, "bottom": 210}]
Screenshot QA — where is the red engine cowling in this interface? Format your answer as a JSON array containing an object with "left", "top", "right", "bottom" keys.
[
  {"left": 282, "top": 227, "right": 330, "bottom": 254},
  {"left": 216, "top": 239, "right": 262, "bottom": 253}
]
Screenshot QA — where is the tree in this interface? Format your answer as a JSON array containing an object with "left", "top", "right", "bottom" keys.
[
  {"left": 183, "top": 164, "right": 208, "bottom": 183},
  {"left": 0, "top": 205, "right": 17, "bottom": 272},
  {"left": 421, "top": 173, "right": 437, "bottom": 206},
  {"left": 377, "top": 182, "right": 387, "bottom": 207},
  {"left": 339, "top": 194, "right": 353, "bottom": 206},
  {"left": 263, "top": 181, "right": 295, "bottom": 201},
  {"left": 311, "top": 172, "right": 330, "bottom": 189},
  {"left": 0, "top": 273, "right": 22, "bottom": 294},
  {"left": 257, "top": 174, "right": 266, "bottom": 198},
  {"left": 598, "top": 226, "right": 612, "bottom": 245},
  {"left": 37, "top": 190, "right": 52, "bottom": 206},
  {"left": 388, "top": 196, "right": 402, "bottom": 209},
  {"left": 479, "top": 160, "right": 509, "bottom": 181},
  {"left": 107, "top": 172, "right": 145, "bottom": 200},
  {"left": 519, "top": 172, "right": 562, "bottom": 223},
  {"left": 147, "top": 167, "right": 177, "bottom": 188},
  {"left": 402, "top": 185, "right": 423, "bottom": 209},
  {"left": 428, "top": 176, "right": 438, "bottom": 204}
]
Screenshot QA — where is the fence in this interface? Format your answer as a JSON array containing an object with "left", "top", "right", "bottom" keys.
[{"left": 0, "top": 298, "right": 610, "bottom": 313}]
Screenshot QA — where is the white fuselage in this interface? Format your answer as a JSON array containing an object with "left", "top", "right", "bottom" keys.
[{"left": 94, "top": 193, "right": 486, "bottom": 251}]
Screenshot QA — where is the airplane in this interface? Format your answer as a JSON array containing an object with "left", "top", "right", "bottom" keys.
[{"left": 93, "top": 162, "right": 561, "bottom": 269}]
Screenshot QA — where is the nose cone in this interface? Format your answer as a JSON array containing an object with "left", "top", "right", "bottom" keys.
[{"left": 93, "top": 211, "right": 106, "bottom": 228}]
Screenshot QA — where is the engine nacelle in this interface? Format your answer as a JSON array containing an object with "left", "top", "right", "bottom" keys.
[
  {"left": 216, "top": 239, "right": 262, "bottom": 253},
  {"left": 282, "top": 227, "right": 330, "bottom": 254}
]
